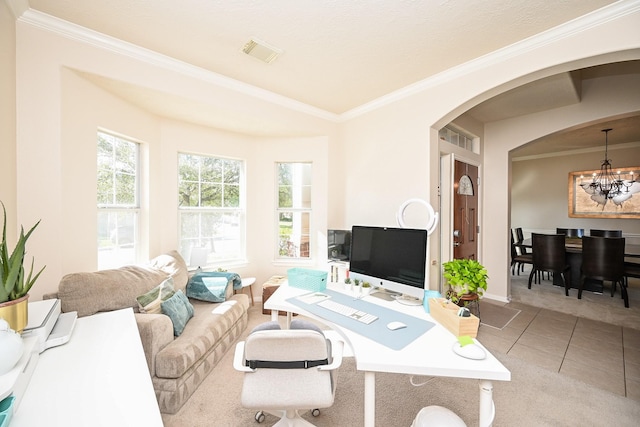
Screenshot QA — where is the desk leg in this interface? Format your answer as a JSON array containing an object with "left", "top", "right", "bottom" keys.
[
  {"left": 285, "top": 311, "right": 292, "bottom": 328},
  {"left": 364, "top": 371, "right": 375, "bottom": 427},
  {"left": 269, "top": 310, "right": 292, "bottom": 329},
  {"left": 479, "top": 380, "right": 495, "bottom": 427}
]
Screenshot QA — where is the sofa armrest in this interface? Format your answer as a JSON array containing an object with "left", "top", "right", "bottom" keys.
[
  {"left": 134, "top": 313, "right": 174, "bottom": 376},
  {"left": 43, "top": 292, "right": 58, "bottom": 300}
]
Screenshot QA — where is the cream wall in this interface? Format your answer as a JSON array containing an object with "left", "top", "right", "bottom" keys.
[
  {"left": 0, "top": 1, "right": 17, "bottom": 240},
  {"left": 8, "top": 4, "right": 640, "bottom": 303},
  {"left": 15, "top": 17, "right": 337, "bottom": 300},
  {"left": 341, "top": 8, "right": 640, "bottom": 302},
  {"left": 484, "top": 71, "right": 640, "bottom": 301},
  {"left": 512, "top": 146, "right": 640, "bottom": 236}
]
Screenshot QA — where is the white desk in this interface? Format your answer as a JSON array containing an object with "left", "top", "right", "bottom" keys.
[
  {"left": 11, "top": 308, "right": 163, "bottom": 427},
  {"left": 265, "top": 283, "right": 511, "bottom": 427}
]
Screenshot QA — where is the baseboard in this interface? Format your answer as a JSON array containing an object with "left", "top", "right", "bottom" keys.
[{"left": 482, "top": 293, "right": 511, "bottom": 304}]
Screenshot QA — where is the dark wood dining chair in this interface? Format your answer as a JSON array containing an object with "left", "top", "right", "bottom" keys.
[
  {"left": 528, "top": 233, "right": 571, "bottom": 295},
  {"left": 579, "top": 236, "right": 628, "bottom": 308},
  {"left": 511, "top": 230, "right": 532, "bottom": 276},
  {"left": 623, "top": 260, "right": 640, "bottom": 297},
  {"left": 556, "top": 228, "right": 584, "bottom": 238},
  {"left": 515, "top": 227, "right": 529, "bottom": 255},
  {"left": 589, "top": 229, "right": 622, "bottom": 237}
]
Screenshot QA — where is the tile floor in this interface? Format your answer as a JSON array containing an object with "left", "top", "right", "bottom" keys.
[{"left": 477, "top": 299, "right": 640, "bottom": 402}]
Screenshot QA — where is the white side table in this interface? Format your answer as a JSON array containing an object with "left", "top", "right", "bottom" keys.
[{"left": 237, "top": 277, "right": 256, "bottom": 306}]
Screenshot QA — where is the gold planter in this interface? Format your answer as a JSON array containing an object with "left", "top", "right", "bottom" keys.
[{"left": 0, "top": 294, "right": 29, "bottom": 333}]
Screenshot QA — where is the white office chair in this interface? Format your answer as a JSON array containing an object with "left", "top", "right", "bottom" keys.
[{"left": 233, "top": 320, "right": 344, "bottom": 426}]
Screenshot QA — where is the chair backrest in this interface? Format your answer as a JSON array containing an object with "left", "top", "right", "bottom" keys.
[
  {"left": 581, "top": 236, "right": 625, "bottom": 281},
  {"left": 510, "top": 230, "right": 517, "bottom": 259},
  {"left": 514, "top": 227, "right": 528, "bottom": 254},
  {"left": 556, "top": 228, "right": 584, "bottom": 238},
  {"left": 589, "top": 229, "right": 622, "bottom": 238},
  {"left": 240, "top": 324, "right": 335, "bottom": 411},
  {"left": 532, "top": 233, "right": 566, "bottom": 271}
]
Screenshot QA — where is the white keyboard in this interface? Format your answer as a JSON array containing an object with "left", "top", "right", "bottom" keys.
[{"left": 316, "top": 299, "right": 378, "bottom": 325}]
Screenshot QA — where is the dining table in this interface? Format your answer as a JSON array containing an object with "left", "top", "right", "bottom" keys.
[{"left": 518, "top": 236, "right": 640, "bottom": 293}]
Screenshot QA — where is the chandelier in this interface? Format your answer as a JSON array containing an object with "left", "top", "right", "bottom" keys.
[{"left": 588, "top": 128, "right": 634, "bottom": 199}]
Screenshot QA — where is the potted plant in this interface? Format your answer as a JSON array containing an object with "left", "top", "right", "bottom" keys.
[
  {"left": 361, "top": 281, "right": 372, "bottom": 296},
  {"left": 0, "top": 201, "right": 46, "bottom": 332},
  {"left": 442, "top": 258, "right": 488, "bottom": 306}
]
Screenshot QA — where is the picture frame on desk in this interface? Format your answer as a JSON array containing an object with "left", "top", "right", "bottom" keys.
[{"left": 568, "top": 166, "right": 640, "bottom": 219}]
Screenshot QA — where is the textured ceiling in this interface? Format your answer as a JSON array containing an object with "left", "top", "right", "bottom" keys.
[
  {"left": 28, "top": 0, "right": 617, "bottom": 114},
  {"left": 18, "top": 0, "right": 640, "bottom": 155}
]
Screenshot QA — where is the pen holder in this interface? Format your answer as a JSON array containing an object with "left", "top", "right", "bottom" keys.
[{"left": 428, "top": 298, "right": 479, "bottom": 338}]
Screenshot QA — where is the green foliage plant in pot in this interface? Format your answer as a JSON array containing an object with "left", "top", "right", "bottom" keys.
[
  {"left": 442, "top": 258, "right": 488, "bottom": 306},
  {"left": 0, "top": 201, "right": 46, "bottom": 332}
]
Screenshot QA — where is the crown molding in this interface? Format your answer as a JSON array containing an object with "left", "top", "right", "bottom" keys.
[
  {"left": 10, "top": 0, "right": 640, "bottom": 123},
  {"left": 15, "top": 5, "right": 341, "bottom": 123},
  {"left": 512, "top": 141, "right": 640, "bottom": 162},
  {"left": 341, "top": 0, "right": 640, "bottom": 121}
]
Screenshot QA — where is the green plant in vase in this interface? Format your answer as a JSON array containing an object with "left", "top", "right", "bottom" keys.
[
  {"left": 361, "top": 281, "right": 371, "bottom": 295},
  {"left": 442, "top": 258, "right": 487, "bottom": 305}
]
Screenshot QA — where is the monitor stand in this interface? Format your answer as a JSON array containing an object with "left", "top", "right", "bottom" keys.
[
  {"left": 395, "top": 295, "right": 422, "bottom": 306},
  {"left": 370, "top": 289, "right": 400, "bottom": 301}
]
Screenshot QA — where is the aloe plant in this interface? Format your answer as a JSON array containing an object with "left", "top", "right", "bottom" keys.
[{"left": 0, "top": 201, "right": 46, "bottom": 303}]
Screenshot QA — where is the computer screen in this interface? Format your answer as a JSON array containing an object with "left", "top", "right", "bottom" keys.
[
  {"left": 328, "top": 229, "right": 351, "bottom": 261},
  {"left": 349, "top": 225, "right": 427, "bottom": 300}
]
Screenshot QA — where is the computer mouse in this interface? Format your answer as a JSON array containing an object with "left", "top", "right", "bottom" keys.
[
  {"left": 387, "top": 321, "right": 407, "bottom": 330},
  {"left": 452, "top": 342, "right": 487, "bottom": 360}
]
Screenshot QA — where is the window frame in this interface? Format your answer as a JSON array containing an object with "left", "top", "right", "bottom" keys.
[
  {"left": 275, "top": 162, "right": 312, "bottom": 262},
  {"left": 97, "top": 131, "right": 141, "bottom": 269},
  {"left": 177, "top": 152, "right": 246, "bottom": 268}
]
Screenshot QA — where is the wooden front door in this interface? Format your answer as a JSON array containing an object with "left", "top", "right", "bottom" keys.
[{"left": 453, "top": 160, "right": 478, "bottom": 260}]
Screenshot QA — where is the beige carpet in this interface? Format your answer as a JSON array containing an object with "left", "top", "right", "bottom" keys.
[
  {"left": 162, "top": 304, "right": 640, "bottom": 427},
  {"left": 479, "top": 301, "right": 521, "bottom": 330},
  {"left": 510, "top": 267, "right": 640, "bottom": 330}
]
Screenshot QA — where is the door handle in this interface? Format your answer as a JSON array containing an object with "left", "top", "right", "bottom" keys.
[{"left": 453, "top": 230, "right": 460, "bottom": 237}]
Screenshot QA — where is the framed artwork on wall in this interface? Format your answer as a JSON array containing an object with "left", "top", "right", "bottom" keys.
[{"left": 568, "top": 166, "right": 640, "bottom": 219}]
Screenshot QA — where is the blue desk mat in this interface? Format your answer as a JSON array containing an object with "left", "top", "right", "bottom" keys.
[{"left": 287, "top": 289, "right": 435, "bottom": 350}]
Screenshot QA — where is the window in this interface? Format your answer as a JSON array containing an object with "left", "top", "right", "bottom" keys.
[
  {"left": 439, "top": 125, "right": 477, "bottom": 153},
  {"left": 97, "top": 132, "right": 140, "bottom": 269},
  {"left": 178, "top": 153, "right": 244, "bottom": 267},
  {"left": 276, "top": 162, "right": 311, "bottom": 260}
]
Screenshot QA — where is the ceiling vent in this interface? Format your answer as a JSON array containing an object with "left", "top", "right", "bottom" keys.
[{"left": 241, "top": 38, "right": 282, "bottom": 64}]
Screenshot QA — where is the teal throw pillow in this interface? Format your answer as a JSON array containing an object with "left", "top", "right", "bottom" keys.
[
  {"left": 161, "top": 289, "right": 194, "bottom": 336},
  {"left": 136, "top": 277, "right": 175, "bottom": 314}
]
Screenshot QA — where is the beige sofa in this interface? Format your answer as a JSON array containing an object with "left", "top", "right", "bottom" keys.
[{"left": 46, "top": 251, "right": 250, "bottom": 414}]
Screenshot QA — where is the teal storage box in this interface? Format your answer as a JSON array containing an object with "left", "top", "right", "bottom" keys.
[{"left": 287, "top": 268, "right": 327, "bottom": 292}]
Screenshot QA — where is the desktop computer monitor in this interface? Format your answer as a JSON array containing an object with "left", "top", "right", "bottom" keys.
[
  {"left": 348, "top": 225, "right": 427, "bottom": 300},
  {"left": 328, "top": 229, "right": 351, "bottom": 261}
]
